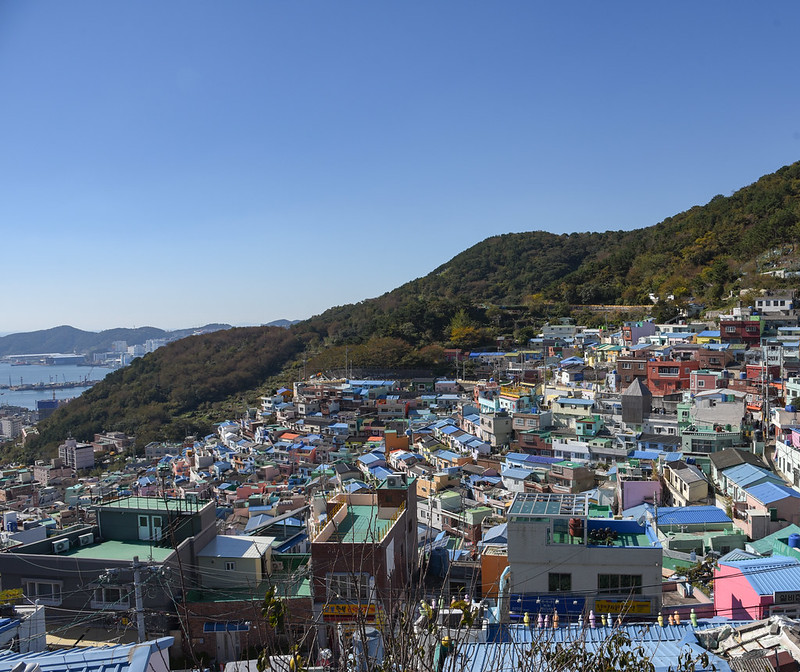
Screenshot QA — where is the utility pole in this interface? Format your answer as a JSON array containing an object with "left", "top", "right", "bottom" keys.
[
  {"left": 99, "top": 556, "right": 161, "bottom": 644},
  {"left": 133, "top": 556, "right": 146, "bottom": 643}
]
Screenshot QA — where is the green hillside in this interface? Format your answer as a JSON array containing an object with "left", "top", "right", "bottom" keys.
[{"left": 19, "top": 160, "right": 800, "bottom": 458}]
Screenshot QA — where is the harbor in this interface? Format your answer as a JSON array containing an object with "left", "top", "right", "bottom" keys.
[{"left": 0, "top": 361, "right": 113, "bottom": 410}]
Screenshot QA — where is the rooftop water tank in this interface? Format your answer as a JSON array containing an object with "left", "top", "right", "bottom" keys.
[
  {"left": 789, "top": 533, "right": 800, "bottom": 549},
  {"left": 787, "top": 405, "right": 797, "bottom": 413}
]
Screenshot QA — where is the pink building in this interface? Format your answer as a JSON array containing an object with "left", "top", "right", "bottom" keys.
[
  {"left": 616, "top": 478, "right": 662, "bottom": 512},
  {"left": 731, "top": 482, "right": 800, "bottom": 539},
  {"left": 715, "top": 554, "right": 800, "bottom": 620}
]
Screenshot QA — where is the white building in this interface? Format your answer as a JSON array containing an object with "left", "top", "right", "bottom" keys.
[
  {"left": 58, "top": 438, "right": 95, "bottom": 470},
  {"left": 503, "top": 492, "right": 662, "bottom": 619}
]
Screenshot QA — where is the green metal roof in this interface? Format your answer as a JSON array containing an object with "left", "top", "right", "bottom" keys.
[
  {"left": 64, "top": 540, "right": 174, "bottom": 563},
  {"left": 326, "top": 505, "right": 394, "bottom": 543}
]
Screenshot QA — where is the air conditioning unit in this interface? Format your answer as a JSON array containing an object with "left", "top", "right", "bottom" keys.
[
  {"left": 78, "top": 533, "right": 94, "bottom": 547},
  {"left": 272, "top": 560, "right": 284, "bottom": 571},
  {"left": 52, "top": 539, "right": 70, "bottom": 554}
]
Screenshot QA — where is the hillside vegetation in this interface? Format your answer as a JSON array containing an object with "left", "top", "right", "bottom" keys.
[
  {"left": 19, "top": 160, "right": 800, "bottom": 457},
  {"left": 26, "top": 327, "right": 302, "bottom": 453}
]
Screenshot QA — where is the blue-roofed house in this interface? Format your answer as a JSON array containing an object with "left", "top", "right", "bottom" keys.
[
  {"left": 718, "top": 463, "right": 784, "bottom": 501},
  {"left": 733, "top": 481, "right": 800, "bottom": 539},
  {"left": 370, "top": 465, "right": 395, "bottom": 481},
  {"left": 641, "top": 505, "right": 746, "bottom": 557},
  {"left": 501, "top": 466, "right": 538, "bottom": 493},
  {"left": 0, "top": 637, "right": 174, "bottom": 672},
  {"left": 442, "top": 624, "right": 730, "bottom": 672},
  {"left": 715, "top": 553, "right": 800, "bottom": 619},
  {"left": 480, "top": 522, "right": 508, "bottom": 546},
  {"left": 430, "top": 449, "right": 470, "bottom": 471},
  {"left": 357, "top": 452, "right": 386, "bottom": 477}
]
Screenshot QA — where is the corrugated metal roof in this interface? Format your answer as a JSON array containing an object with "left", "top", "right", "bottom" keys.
[
  {"left": 746, "top": 482, "right": 800, "bottom": 505},
  {"left": 0, "top": 637, "right": 174, "bottom": 672},
  {"left": 197, "top": 535, "right": 275, "bottom": 559},
  {"left": 629, "top": 449, "right": 662, "bottom": 460},
  {"left": 718, "top": 555, "right": 800, "bottom": 596},
  {"left": 454, "top": 624, "right": 729, "bottom": 672},
  {"left": 722, "top": 463, "right": 778, "bottom": 487},
  {"left": 656, "top": 505, "right": 732, "bottom": 526},
  {"left": 501, "top": 467, "right": 533, "bottom": 480}
]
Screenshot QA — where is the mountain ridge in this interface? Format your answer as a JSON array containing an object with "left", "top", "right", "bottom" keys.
[
  {"left": 0, "top": 324, "right": 233, "bottom": 357},
  {"left": 19, "top": 159, "right": 800, "bottom": 457}
]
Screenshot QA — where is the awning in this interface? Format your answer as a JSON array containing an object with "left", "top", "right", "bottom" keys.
[{"left": 275, "top": 532, "right": 308, "bottom": 553}]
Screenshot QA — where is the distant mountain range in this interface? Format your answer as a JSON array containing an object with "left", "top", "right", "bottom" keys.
[
  {"left": 22, "top": 160, "right": 800, "bottom": 457},
  {"left": 0, "top": 324, "right": 232, "bottom": 357}
]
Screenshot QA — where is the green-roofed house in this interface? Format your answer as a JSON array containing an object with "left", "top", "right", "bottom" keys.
[
  {"left": 0, "top": 496, "right": 218, "bottom": 648},
  {"left": 310, "top": 473, "right": 417, "bottom": 650}
]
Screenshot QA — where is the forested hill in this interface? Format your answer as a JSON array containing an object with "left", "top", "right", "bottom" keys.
[
  {"left": 306, "top": 160, "right": 800, "bottom": 343},
  {"left": 21, "top": 160, "right": 800, "bottom": 456}
]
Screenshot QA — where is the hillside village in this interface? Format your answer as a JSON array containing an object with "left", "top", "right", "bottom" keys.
[{"left": 6, "top": 294, "right": 800, "bottom": 670}]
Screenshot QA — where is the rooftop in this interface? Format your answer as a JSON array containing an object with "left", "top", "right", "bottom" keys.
[
  {"left": 64, "top": 539, "right": 174, "bottom": 563},
  {"left": 95, "top": 495, "right": 208, "bottom": 514},
  {"left": 508, "top": 493, "right": 589, "bottom": 518},
  {"left": 325, "top": 505, "right": 394, "bottom": 543}
]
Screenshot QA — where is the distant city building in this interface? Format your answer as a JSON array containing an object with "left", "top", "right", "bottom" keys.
[
  {"left": 36, "top": 398, "right": 67, "bottom": 421},
  {"left": 111, "top": 340, "right": 128, "bottom": 353},
  {"left": 0, "top": 416, "right": 23, "bottom": 440},
  {"left": 145, "top": 338, "right": 167, "bottom": 353},
  {"left": 58, "top": 438, "right": 95, "bottom": 470}
]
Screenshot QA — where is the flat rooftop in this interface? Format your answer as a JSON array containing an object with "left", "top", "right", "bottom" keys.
[
  {"left": 508, "top": 493, "right": 590, "bottom": 518},
  {"left": 326, "top": 505, "right": 393, "bottom": 543},
  {"left": 63, "top": 540, "right": 174, "bottom": 563},
  {"left": 94, "top": 496, "right": 207, "bottom": 513}
]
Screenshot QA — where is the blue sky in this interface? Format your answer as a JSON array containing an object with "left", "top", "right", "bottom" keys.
[{"left": 2, "top": 2, "right": 799, "bottom": 333}]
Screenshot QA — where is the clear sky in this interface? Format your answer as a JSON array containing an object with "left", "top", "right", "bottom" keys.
[{"left": 2, "top": 2, "right": 799, "bottom": 333}]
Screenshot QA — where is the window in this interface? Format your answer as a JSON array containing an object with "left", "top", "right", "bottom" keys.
[
  {"left": 225, "top": 561, "right": 236, "bottom": 571},
  {"left": 725, "top": 326, "right": 736, "bottom": 333},
  {"left": 698, "top": 380, "right": 705, "bottom": 388},
  {"left": 327, "top": 573, "right": 371, "bottom": 601},
  {"left": 548, "top": 572, "right": 571, "bottom": 592},
  {"left": 621, "top": 363, "right": 632, "bottom": 370},
  {"left": 23, "top": 580, "right": 62, "bottom": 605},
  {"left": 598, "top": 574, "right": 642, "bottom": 594},
  {"left": 92, "top": 586, "right": 129, "bottom": 610}
]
